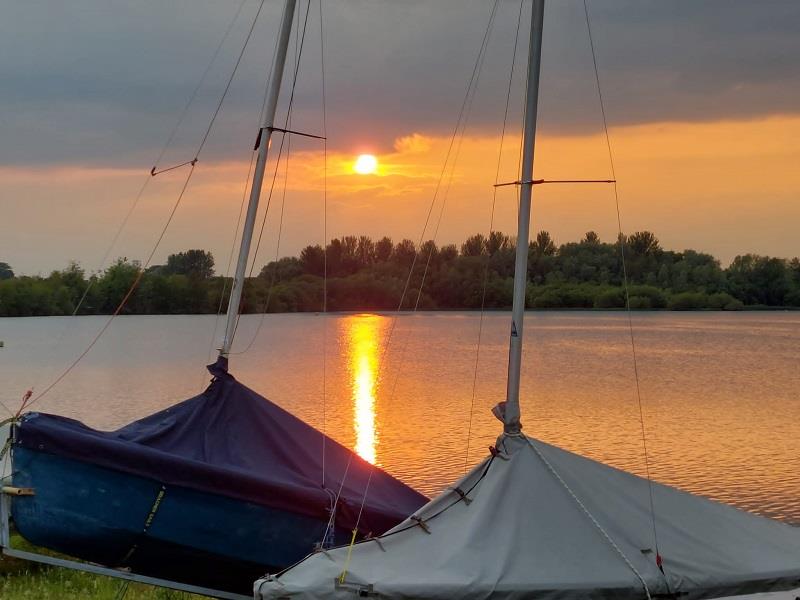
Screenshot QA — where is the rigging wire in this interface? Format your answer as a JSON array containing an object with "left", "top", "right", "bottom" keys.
[
  {"left": 18, "top": 0, "right": 268, "bottom": 413},
  {"left": 195, "top": 0, "right": 268, "bottom": 158},
  {"left": 381, "top": 1, "right": 499, "bottom": 438},
  {"left": 316, "top": 0, "right": 342, "bottom": 532},
  {"left": 336, "top": 0, "right": 502, "bottom": 570},
  {"left": 227, "top": 0, "right": 313, "bottom": 356},
  {"left": 19, "top": 163, "right": 199, "bottom": 414},
  {"left": 152, "top": 0, "right": 249, "bottom": 172},
  {"left": 464, "top": 0, "right": 526, "bottom": 474},
  {"left": 381, "top": 0, "right": 500, "bottom": 457},
  {"left": 583, "top": 0, "right": 663, "bottom": 567},
  {"left": 12, "top": 0, "right": 253, "bottom": 414},
  {"left": 318, "top": 0, "right": 329, "bottom": 490},
  {"left": 375, "top": 0, "right": 501, "bottom": 385},
  {"left": 201, "top": 145, "right": 257, "bottom": 388}
]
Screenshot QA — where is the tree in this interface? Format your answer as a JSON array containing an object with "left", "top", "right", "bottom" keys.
[
  {"left": 326, "top": 238, "right": 344, "bottom": 276},
  {"left": 299, "top": 244, "right": 325, "bottom": 276},
  {"left": 340, "top": 236, "right": 359, "bottom": 271},
  {"left": 530, "top": 231, "right": 556, "bottom": 256},
  {"left": 97, "top": 258, "right": 141, "bottom": 313},
  {"left": 461, "top": 233, "right": 486, "bottom": 257},
  {"left": 628, "top": 231, "right": 661, "bottom": 256},
  {"left": 259, "top": 257, "right": 303, "bottom": 282},
  {"left": 726, "top": 254, "right": 789, "bottom": 305},
  {"left": 582, "top": 231, "right": 600, "bottom": 245},
  {"left": 356, "top": 236, "right": 376, "bottom": 267},
  {"left": 393, "top": 239, "right": 416, "bottom": 269},
  {"left": 54, "top": 261, "right": 88, "bottom": 308},
  {"left": 486, "top": 231, "right": 510, "bottom": 255},
  {"left": 439, "top": 244, "right": 458, "bottom": 263},
  {"left": 419, "top": 240, "right": 438, "bottom": 264},
  {"left": 0, "top": 262, "right": 13, "bottom": 280},
  {"left": 375, "top": 237, "right": 393, "bottom": 262},
  {"left": 325, "top": 236, "right": 361, "bottom": 276},
  {"left": 164, "top": 250, "right": 215, "bottom": 279}
]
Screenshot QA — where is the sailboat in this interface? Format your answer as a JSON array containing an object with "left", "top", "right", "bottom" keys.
[
  {"left": 255, "top": 2, "right": 800, "bottom": 598},
  {"left": 1, "top": 0, "right": 426, "bottom": 596}
]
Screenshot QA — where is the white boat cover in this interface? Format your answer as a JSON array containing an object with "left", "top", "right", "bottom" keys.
[{"left": 255, "top": 434, "right": 800, "bottom": 600}]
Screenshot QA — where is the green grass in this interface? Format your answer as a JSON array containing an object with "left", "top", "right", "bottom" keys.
[{"left": 0, "top": 534, "right": 210, "bottom": 599}]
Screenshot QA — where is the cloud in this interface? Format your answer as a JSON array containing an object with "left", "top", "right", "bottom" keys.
[
  {"left": 393, "top": 134, "right": 433, "bottom": 155},
  {"left": 1, "top": 1, "right": 799, "bottom": 167}
]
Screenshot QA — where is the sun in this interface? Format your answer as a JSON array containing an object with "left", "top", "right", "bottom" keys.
[{"left": 353, "top": 154, "right": 378, "bottom": 175}]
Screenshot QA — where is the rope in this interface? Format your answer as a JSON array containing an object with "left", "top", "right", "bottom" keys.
[
  {"left": 338, "top": 528, "right": 359, "bottom": 584},
  {"left": 0, "top": 415, "right": 19, "bottom": 462},
  {"left": 525, "top": 437, "right": 653, "bottom": 599},
  {"left": 583, "top": 0, "right": 663, "bottom": 570},
  {"left": 465, "top": 0, "right": 525, "bottom": 474},
  {"left": 321, "top": 448, "right": 353, "bottom": 549}
]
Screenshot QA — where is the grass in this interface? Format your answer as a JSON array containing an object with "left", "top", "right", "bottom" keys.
[{"left": 0, "top": 534, "right": 210, "bottom": 599}]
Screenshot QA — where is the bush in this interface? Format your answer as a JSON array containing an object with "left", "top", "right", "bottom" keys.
[
  {"left": 594, "top": 288, "right": 625, "bottom": 309},
  {"left": 628, "top": 285, "right": 667, "bottom": 308},
  {"left": 628, "top": 296, "right": 652, "bottom": 309},
  {"left": 785, "top": 289, "right": 800, "bottom": 307},
  {"left": 714, "top": 293, "right": 743, "bottom": 310},
  {"left": 530, "top": 284, "right": 598, "bottom": 309},
  {"left": 668, "top": 291, "right": 709, "bottom": 310},
  {"left": 723, "top": 298, "right": 744, "bottom": 310},
  {"left": 532, "top": 291, "right": 563, "bottom": 308}
]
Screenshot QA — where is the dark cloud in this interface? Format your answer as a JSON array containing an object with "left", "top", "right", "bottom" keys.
[{"left": 1, "top": 0, "right": 798, "bottom": 167}]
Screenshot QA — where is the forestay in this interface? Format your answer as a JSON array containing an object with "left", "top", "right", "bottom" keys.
[{"left": 256, "top": 434, "right": 800, "bottom": 600}]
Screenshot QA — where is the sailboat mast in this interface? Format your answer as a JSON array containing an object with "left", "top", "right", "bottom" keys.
[
  {"left": 504, "top": 0, "right": 544, "bottom": 434},
  {"left": 220, "top": 0, "right": 297, "bottom": 358}
]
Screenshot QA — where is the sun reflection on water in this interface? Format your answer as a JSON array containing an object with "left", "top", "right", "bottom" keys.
[{"left": 346, "top": 315, "right": 380, "bottom": 464}]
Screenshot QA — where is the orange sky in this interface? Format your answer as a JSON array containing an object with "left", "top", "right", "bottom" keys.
[{"left": 3, "top": 113, "right": 798, "bottom": 275}]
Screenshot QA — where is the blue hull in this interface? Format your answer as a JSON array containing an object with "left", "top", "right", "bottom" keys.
[{"left": 12, "top": 446, "right": 346, "bottom": 594}]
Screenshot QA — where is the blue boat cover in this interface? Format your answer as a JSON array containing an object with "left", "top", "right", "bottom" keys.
[{"left": 15, "top": 357, "right": 428, "bottom": 536}]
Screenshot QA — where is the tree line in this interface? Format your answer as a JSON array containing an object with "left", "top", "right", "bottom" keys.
[{"left": 1, "top": 231, "right": 799, "bottom": 317}]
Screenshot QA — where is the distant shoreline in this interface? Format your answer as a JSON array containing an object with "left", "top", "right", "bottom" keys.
[
  {"left": 2, "top": 306, "right": 799, "bottom": 319},
  {"left": 3, "top": 230, "right": 799, "bottom": 317}
]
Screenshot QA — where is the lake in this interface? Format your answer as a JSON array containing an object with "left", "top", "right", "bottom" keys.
[{"left": 1, "top": 311, "right": 798, "bottom": 525}]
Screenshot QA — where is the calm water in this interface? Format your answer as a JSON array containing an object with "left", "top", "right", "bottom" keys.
[{"left": 1, "top": 311, "right": 798, "bottom": 524}]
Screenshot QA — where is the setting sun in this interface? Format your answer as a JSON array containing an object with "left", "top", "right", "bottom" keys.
[{"left": 353, "top": 153, "right": 378, "bottom": 175}]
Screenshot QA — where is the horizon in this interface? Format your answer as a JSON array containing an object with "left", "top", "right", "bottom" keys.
[{"left": 2, "top": 1, "right": 799, "bottom": 275}]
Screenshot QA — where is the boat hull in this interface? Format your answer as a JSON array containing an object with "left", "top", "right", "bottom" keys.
[{"left": 11, "top": 446, "right": 344, "bottom": 594}]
